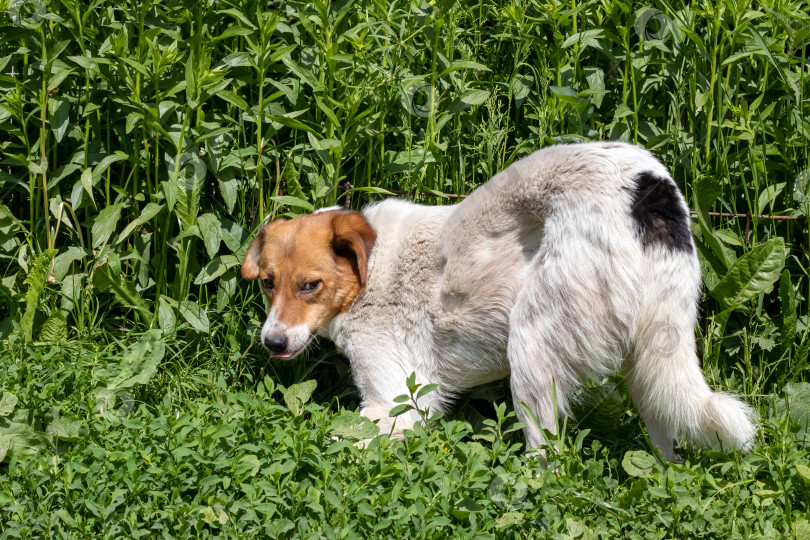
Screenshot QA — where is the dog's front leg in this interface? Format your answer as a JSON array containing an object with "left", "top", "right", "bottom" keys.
[
  {"left": 355, "top": 371, "right": 443, "bottom": 444},
  {"left": 358, "top": 404, "right": 421, "bottom": 442}
]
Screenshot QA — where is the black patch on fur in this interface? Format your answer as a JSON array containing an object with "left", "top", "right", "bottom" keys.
[{"left": 630, "top": 171, "right": 692, "bottom": 253}]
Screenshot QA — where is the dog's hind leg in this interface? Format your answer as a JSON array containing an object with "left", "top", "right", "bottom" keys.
[
  {"left": 624, "top": 251, "right": 756, "bottom": 459},
  {"left": 508, "top": 332, "right": 571, "bottom": 452},
  {"left": 506, "top": 255, "right": 623, "bottom": 453}
]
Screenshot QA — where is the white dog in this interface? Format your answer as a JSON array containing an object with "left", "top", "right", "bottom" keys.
[{"left": 241, "top": 142, "right": 756, "bottom": 460}]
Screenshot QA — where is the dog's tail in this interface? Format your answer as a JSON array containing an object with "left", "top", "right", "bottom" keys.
[{"left": 625, "top": 255, "right": 756, "bottom": 457}]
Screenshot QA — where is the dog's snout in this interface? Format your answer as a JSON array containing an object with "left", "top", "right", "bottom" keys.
[{"left": 263, "top": 335, "right": 288, "bottom": 353}]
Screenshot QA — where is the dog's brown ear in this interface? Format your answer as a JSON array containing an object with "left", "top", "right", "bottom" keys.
[
  {"left": 332, "top": 211, "right": 376, "bottom": 286},
  {"left": 242, "top": 219, "right": 287, "bottom": 280},
  {"left": 241, "top": 227, "right": 266, "bottom": 280}
]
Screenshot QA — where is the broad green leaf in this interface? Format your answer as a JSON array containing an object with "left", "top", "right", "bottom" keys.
[
  {"left": 614, "top": 103, "right": 634, "bottom": 119},
  {"left": 0, "top": 424, "right": 52, "bottom": 462},
  {"left": 0, "top": 392, "right": 18, "bottom": 416},
  {"left": 622, "top": 450, "right": 656, "bottom": 477},
  {"left": 218, "top": 217, "right": 249, "bottom": 252},
  {"left": 710, "top": 238, "right": 785, "bottom": 309},
  {"left": 158, "top": 296, "right": 176, "bottom": 333},
  {"left": 511, "top": 73, "right": 533, "bottom": 107},
  {"left": 562, "top": 28, "right": 607, "bottom": 48},
  {"left": 194, "top": 126, "right": 232, "bottom": 145},
  {"left": 757, "top": 183, "right": 786, "bottom": 214},
  {"left": 217, "top": 174, "right": 239, "bottom": 214},
  {"left": 185, "top": 51, "right": 198, "bottom": 107},
  {"left": 80, "top": 167, "right": 95, "bottom": 207},
  {"left": 197, "top": 213, "right": 223, "bottom": 258},
  {"left": 550, "top": 86, "right": 587, "bottom": 112},
  {"left": 235, "top": 454, "right": 261, "bottom": 478},
  {"left": 795, "top": 169, "right": 810, "bottom": 206},
  {"left": 217, "top": 89, "right": 250, "bottom": 111},
  {"left": 384, "top": 149, "right": 436, "bottom": 173},
  {"left": 797, "top": 464, "right": 810, "bottom": 484},
  {"left": 270, "top": 43, "right": 297, "bottom": 63},
  {"left": 496, "top": 513, "right": 525, "bottom": 529},
  {"left": 162, "top": 180, "right": 177, "bottom": 212},
  {"left": 213, "top": 25, "right": 254, "bottom": 42},
  {"left": 91, "top": 203, "right": 125, "bottom": 248},
  {"left": 61, "top": 274, "right": 84, "bottom": 308},
  {"left": 169, "top": 153, "right": 207, "bottom": 230},
  {"left": 357, "top": 503, "right": 375, "bottom": 517},
  {"left": 777, "top": 382, "right": 810, "bottom": 441},
  {"left": 175, "top": 224, "right": 201, "bottom": 243},
  {"left": 68, "top": 55, "right": 101, "bottom": 70},
  {"left": 91, "top": 152, "right": 129, "bottom": 185},
  {"left": 116, "top": 202, "right": 164, "bottom": 244},
  {"left": 694, "top": 176, "right": 730, "bottom": 270},
  {"left": 329, "top": 410, "right": 380, "bottom": 440},
  {"left": 416, "top": 383, "right": 439, "bottom": 399},
  {"left": 748, "top": 27, "right": 792, "bottom": 97},
  {"left": 325, "top": 439, "right": 355, "bottom": 455},
  {"left": 715, "top": 229, "right": 744, "bottom": 247},
  {"left": 28, "top": 157, "right": 46, "bottom": 176},
  {"left": 194, "top": 255, "right": 240, "bottom": 285},
  {"left": 48, "top": 67, "right": 75, "bottom": 94},
  {"left": 0, "top": 203, "right": 24, "bottom": 234},
  {"left": 449, "top": 89, "right": 490, "bottom": 114},
  {"left": 45, "top": 415, "right": 86, "bottom": 440},
  {"left": 267, "top": 114, "right": 317, "bottom": 134},
  {"left": 39, "top": 312, "right": 67, "bottom": 342},
  {"left": 585, "top": 68, "right": 605, "bottom": 108},
  {"left": 307, "top": 135, "right": 342, "bottom": 152},
  {"left": 796, "top": 518, "right": 810, "bottom": 540},
  {"left": 346, "top": 186, "right": 396, "bottom": 197},
  {"left": 20, "top": 248, "right": 58, "bottom": 341},
  {"left": 779, "top": 269, "right": 797, "bottom": 349},
  {"left": 281, "top": 58, "right": 325, "bottom": 92},
  {"left": 200, "top": 506, "right": 229, "bottom": 526},
  {"left": 438, "top": 60, "right": 490, "bottom": 78},
  {"left": 51, "top": 246, "right": 90, "bottom": 281},
  {"left": 283, "top": 380, "right": 317, "bottom": 416},
  {"left": 452, "top": 498, "right": 484, "bottom": 519},
  {"left": 217, "top": 8, "right": 257, "bottom": 29},
  {"left": 48, "top": 96, "right": 70, "bottom": 143},
  {"left": 389, "top": 404, "right": 415, "bottom": 417},
  {"left": 125, "top": 111, "right": 142, "bottom": 134},
  {"left": 92, "top": 253, "right": 152, "bottom": 322},
  {"left": 97, "top": 330, "right": 165, "bottom": 392},
  {"left": 216, "top": 275, "right": 236, "bottom": 312},
  {"left": 269, "top": 195, "right": 314, "bottom": 212},
  {"left": 178, "top": 300, "right": 209, "bottom": 333}
]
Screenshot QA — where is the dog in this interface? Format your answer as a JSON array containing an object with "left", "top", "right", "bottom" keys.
[{"left": 241, "top": 142, "right": 756, "bottom": 460}]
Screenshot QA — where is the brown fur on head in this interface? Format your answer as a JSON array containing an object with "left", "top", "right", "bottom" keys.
[{"left": 241, "top": 210, "right": 376, "bottom": 358}]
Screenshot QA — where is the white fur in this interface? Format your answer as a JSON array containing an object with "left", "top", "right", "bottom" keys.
[
  {"left": 261, "top": 306, "right": 311, "bottom": 355},
  {"left": 315, "top": 205, "right": 343, "bottom": 214},
  {"left": 326, "top": 142, "right": 756, "bottom": 459}
]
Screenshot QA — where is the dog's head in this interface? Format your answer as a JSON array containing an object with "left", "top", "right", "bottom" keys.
[{"left": 241, "top": 209, "right": 376, "bottom": 358}]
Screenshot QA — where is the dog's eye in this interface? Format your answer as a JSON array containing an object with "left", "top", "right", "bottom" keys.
[
  {"left": 260, "top": 278, "right": 274, "bottom": 290},
  {"left": 301, "top": 280, "right": 321, "bottom": 293}
]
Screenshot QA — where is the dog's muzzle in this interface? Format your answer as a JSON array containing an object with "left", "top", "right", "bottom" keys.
[{"left": 263, "top": 335, "right": 289, "bottom": 355}]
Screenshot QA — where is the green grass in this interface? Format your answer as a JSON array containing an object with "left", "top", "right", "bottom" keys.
[{"left": 0, "top": 0, "right": 809, "bottom": 536}]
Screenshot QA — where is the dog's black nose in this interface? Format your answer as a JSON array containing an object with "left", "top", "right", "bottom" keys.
[{"left": 264, "top": 335, "right": 288, "bottom": 353}]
